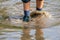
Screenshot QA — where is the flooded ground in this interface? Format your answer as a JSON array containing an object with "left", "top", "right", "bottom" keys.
[{"left": 0, "top": 0, "right": 60, "bottom": 40}]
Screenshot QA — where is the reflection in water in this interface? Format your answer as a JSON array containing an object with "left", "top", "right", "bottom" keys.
[
  {"left": 21, "top": 27, "right": 44, "bottom": 40},
  {"left": 21, "top": 28, "right": 31, "bottom": 40},
  {"left": 35, "top": 28, "right": 44, "bottom": 40}
]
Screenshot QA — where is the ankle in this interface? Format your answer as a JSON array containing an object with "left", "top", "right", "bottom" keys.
[
  {"left": 36, "top": 8, "right": 42, "bottom": 11},
  {"left": 24, "top": 10, "right": 30, "bottom": 16}
]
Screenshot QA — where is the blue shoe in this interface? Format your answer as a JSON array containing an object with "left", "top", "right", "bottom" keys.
[{"left": 23, "top": 16, "right": 30, "bottom": 22}]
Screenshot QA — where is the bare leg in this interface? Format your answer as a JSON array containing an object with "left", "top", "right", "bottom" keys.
[
  {"left": 23, "top": 2, "right": 30, "bottom": 11},
  {"left": 36, "top": 0, "right": 44, "bottom": 11}
]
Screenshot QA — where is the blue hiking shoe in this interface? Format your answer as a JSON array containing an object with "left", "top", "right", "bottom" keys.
[{"left": 23, "top": 16, "right": 30, "bottom": 22}]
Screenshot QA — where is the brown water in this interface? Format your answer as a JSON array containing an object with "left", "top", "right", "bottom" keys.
[{"left": 0, "top": 0, "right": 60, "bottom": 40}]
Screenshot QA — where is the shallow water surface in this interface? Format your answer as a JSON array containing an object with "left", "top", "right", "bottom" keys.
[
  {"left": 0, "top": 0, "right": 60, "bottom": 40},
  {"left": 0, "top": 26, "right": 60, "bottom": 40}
]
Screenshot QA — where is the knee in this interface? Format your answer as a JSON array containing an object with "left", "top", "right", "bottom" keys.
[{"left": 21, "top": 0, "right": 30, "bottom": 3}]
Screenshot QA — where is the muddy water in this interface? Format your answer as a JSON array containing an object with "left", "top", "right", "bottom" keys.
[{"left": 0, "top": 0, "right": 60, "bottom": 40}]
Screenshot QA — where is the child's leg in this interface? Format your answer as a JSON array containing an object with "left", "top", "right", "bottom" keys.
[
  {"left": 36, "top": 0, "right": 44, "bottom": 11},
  {"left": 22, "top": 0, "right": 30, "bottom": 22}
]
